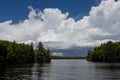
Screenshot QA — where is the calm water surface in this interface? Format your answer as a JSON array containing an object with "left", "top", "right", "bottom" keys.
[{"left": 0, "top": 59, "right": 120, "bottom": 80}]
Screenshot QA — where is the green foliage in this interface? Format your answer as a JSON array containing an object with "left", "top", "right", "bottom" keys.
[
  {"left": 35, "top": 42, "right": 51, "bottom": 63},
  {"left": 0, "top": 40, "right": 51, "bottom": 64},
  {"left": 87, "top": 41, "right": 120, "bottom": 62}
]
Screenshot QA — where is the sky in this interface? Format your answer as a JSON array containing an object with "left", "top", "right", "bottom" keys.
[
  {"left": 0, "top": 0, "right": 101, "bottom": 23},
  {"left": 0, "top": 0, "right": 120, "bottom": 53}
]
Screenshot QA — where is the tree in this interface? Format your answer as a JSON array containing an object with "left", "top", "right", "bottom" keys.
[
  {"left": 87, "top": 50, "right": 93, "bottom": 61},
  {"left": 36, "top": 42, "right": 51, "bottom": 63},
  {"left": 87, "top": 41, "right": 120, "bottom": 62},
  {"left": 38, "top": 42, "right": 44, "bottom": 51},
  {"left": 0, "top": 40, "right": 51, "bottom": 63}
]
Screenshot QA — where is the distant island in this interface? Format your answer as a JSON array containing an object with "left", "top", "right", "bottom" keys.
[
  {"left": 87, "top": 41, "right": 120, "bottom": 62},
  {"left": 0, "top": 40, "right": 51, "bottom": 64}
]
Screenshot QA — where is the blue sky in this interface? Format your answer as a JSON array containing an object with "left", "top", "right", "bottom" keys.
[{"left": 0, "top": 0, "right": 101, "bottom": 23}]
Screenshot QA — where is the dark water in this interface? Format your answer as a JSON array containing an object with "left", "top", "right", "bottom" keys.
[{"left": 0, "top": 59, "right": 120, "bottom": 80}]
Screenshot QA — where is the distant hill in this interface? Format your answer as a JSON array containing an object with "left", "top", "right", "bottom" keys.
[{"left": 51, "top": 47, "right": 93, "bottom": 57}]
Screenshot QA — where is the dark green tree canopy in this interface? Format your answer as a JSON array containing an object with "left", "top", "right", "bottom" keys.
[
  {"left": 0, "top": 40, "right": 51, "bottom": 64},
  {"left": 87, "top": 41, "right": 120, "bottom": 62}
]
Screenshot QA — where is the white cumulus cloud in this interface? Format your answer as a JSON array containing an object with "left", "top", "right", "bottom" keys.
[{"left": 0, "top": 0, "right": 120, "bottom": 49}]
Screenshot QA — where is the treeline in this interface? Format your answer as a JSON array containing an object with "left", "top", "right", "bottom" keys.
[
  {"left": 87, "top": 41, "right": 120, "bottom": 62},
  {"left": 51, "top": 56, "right": 86, "bottom": 59},
  {"left": 0, "top": 40, "right": 51, "bottom": 64}
]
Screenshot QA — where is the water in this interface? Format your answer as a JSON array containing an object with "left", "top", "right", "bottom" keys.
[{"left": 0, "top": 59, "right": 120, "bottom": 80}]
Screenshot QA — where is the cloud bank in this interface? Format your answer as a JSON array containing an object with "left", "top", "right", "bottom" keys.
[{"left": 0, "top": 0, "right": 120, "bottom": 49}]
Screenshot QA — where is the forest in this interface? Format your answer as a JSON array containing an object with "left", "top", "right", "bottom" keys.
[
  {"left": 87, "top": 41, "right": 120, "bottom": 62},
  {"left": 51, "top": 56, "right": 86, "bottom": 59},
  {"left": 0, "top": 40, "right": 51, "bottom": 64}
]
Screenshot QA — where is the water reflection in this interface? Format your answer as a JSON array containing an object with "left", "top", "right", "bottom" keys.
[
  {"left": 0, "top": 63, "right": 49, "bottom": 80},
  {"left": 0, "top": 60, "right": 120, "bottom": 80},
  {"left": 31, "top": 63, "right": 51, "bottom": 80},
  {"left": 0, "top": 63, "right": 6, "bottom": 80},
  {"left": 31, "top": 63, "right": 40, "bottom": 80},
  {"left": 95, "top": 63, "right": 120, "bottom": 70},
  {"left": 93, "top": 62, "right": 120, "bottom": 80}
]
